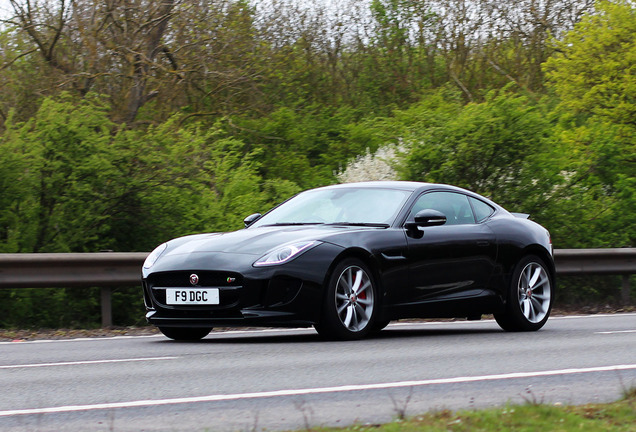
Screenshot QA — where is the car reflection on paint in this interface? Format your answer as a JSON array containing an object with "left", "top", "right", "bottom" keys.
[{"left": 142, "top": 181, "right": 554, "bottom": 341}]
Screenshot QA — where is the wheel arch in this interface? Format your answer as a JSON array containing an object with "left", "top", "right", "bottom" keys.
[
  {"left": 323, "top": 246, "right": 381, "bottom": 282},
  {"left": 522, "top": 245, "right": 556, "bottom": 283},
  {"left": 500, "top": 244, "right": 556, "bottom": 301},
  {"left": 320, "top": 247, "right": 385, "bottom": 304},
  {"left": 501, "top": 243, "right": 553, "bottom": 276}
]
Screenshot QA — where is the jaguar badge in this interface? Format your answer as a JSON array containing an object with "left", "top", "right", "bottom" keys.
[{"left": 189, "top": 274, "right": 199, "bottom": 286}]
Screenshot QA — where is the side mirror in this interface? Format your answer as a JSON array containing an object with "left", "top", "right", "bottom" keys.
[
  {"left": 413, "top": 209, "right": 447, "bottom": 226},
  {"left": 405, "top": 209, "right": 446, "bottom": 238},
  {"left": 243, "top": 213, "right": 262, "bottom": 227}
]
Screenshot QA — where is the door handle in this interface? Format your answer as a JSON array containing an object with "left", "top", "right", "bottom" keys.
[{"left": 477, "top": 240, "right": 490, "bottom": 247}]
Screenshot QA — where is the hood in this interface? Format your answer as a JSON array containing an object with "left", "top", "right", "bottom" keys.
[{"left": 164, "top": 225, "right": 377, "bottom": 257}]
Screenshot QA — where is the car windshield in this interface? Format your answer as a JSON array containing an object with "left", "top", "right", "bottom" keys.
[{"left": 251, "top": 187, "right": 411, "bottom": 228}]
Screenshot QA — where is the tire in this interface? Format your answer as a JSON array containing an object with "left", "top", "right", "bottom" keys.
[
  {"left": 494, "top": 255, "right": 553, "bottom": 332},
  {"left": 158, "top": 327, "right": 212, "bottom": 341},
  {"left": 315, "top": 258, "right": 378, "bottom": 340}
]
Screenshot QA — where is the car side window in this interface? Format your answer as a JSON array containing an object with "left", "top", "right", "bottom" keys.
[
  {"left": 408, "top": 192, "right": 475, "bottom": 225},
  {"left": 469, "top": 197, "right": 495, "bottom": 222}
]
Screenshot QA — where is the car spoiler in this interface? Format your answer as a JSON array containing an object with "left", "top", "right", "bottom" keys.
[{"left": 511, "top": 212, "right": 530, "bottom": 219}]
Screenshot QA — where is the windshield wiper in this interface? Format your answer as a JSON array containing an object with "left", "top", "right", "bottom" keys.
[
  {"left": 261, "top": 222, "right": 325, "bottom": 226},
  {"left": 326, "top": 222, "right": 390, "bottom": 228}
]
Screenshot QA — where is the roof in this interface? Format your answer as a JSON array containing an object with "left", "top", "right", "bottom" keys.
[{"left": 319, "top": 181, "right": 432, "bottom": 192}]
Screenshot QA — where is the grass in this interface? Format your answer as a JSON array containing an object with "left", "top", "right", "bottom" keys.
[{"left": 310, "top": 391, "right": 636, "bottom": 432}]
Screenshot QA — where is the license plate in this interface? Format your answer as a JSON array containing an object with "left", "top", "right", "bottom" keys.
[{"left": 165, "top": 288, "right": 220, "bottom": 305}]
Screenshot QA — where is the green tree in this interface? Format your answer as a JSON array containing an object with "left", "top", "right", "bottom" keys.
[
  {"left": 544, "top": 1, "right": 636, "bottom": 127},
  {"left": 399, "top": 89, "right": 562, "bottom": 215},
  {"left": 542, "top": 118, "right": 635, "bottom": 248},
  {"left": 544, "top": 0, "right": 635, "bottom": 247},
  {"left": 362, "top": 0, "right": 437, "bottom": 105},
  {"left": 224, "top": 105, "right": 378, "bottom": 189},
  {"left": 0, "top": 93, "right": 119, "bottom": 252},
  {"left": 0, "top": 93, "right": 299, "bottom": 253}
]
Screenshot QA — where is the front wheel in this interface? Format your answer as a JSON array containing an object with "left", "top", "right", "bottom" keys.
[
  {"left": 315, "top": 259, "right": 378, "bottom": 340},
  {"left": 495, "top": 255, "right": 553, "bottom": 332},
  {"left": 158, "top": 327, "right": 212, "bottom": 341}
]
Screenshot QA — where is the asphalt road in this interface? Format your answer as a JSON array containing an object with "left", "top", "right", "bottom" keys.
[{"left": 1, "top": 313, "right": 635, "bottom": 431}]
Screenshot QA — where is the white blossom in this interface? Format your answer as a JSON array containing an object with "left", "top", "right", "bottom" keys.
[{"left": 336, "top": 144, "right": 406, "bottom": 183}]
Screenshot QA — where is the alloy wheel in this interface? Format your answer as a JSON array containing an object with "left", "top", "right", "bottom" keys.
[
  {"left": 334, "top": 265, "right": 375, "bottom": 332},
  {"left": 517, "top": 262, "right": 551, "bottom": 323}
]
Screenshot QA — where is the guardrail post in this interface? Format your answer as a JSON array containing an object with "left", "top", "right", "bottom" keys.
[
  {"left": 101, "top": 287, "right": 113, "bottom": 328},
  {"left": 622, "top": 275, "right": 631, "bottom": 306}
]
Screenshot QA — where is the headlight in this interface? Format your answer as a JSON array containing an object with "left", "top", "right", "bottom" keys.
[
  {"left": 254, "top": 241, "right": 320, "bottom": 266},
  {"left": 143, "top": 242, "right": 168, "bottom": 269}
]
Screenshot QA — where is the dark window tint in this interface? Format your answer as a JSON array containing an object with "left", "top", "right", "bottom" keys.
[
  {"left": 469, "top": 197, "right": 495, "bottom": 222},
  {"left": 408, "top": 192, "right": 475, "bottom": 225}
]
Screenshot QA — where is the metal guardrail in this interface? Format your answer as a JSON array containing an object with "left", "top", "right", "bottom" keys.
[
  {"left": 0, "top": 249, "right": 634, "bottom": 327},
  {"left": 0, "top": 252, "right": 147, "bottom": 327},
  {"left": 554, "top": 248, "right": 636, "bottom": 275},
  {"left": 554, "top": 249, "right": 635, "bottom": 307},
  {"left": 0, "top": 252, "right": 147, "bottom": 288}
]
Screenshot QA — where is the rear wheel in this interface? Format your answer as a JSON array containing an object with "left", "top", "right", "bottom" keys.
[
  {"left": 495, "top": 255, "right": 553, "bottom": 332},
  {"left": 158, "top": 327, "right": 212, "bottom": 341},
  {"left": 315, "top": 258, "right": 378, "bottom": 340}
]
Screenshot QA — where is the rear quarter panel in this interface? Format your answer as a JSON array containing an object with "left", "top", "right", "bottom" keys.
[{"left": 487, "top": 214, "right": 554, "bottom": 294}]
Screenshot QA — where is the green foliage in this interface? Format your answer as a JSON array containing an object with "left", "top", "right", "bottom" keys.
[
  {"left": 544, "top": 1, "right": 636, "bottom": 126},
  {"left": 545, "top": 116, "right": 636, "bottom": 247},
  {"left": 0, "top": 93, "right": 302, "bottom": 254},
  {"left": 224, "top": 105, "right": 374, "bottom": 189},
  {"left": 398, "top": 89, "right": 561, "bottom": 214},
  {"left": 362, "top": 0, "right": 438, "bottom": 106},
  {"left": 0, "top": 288, "right": 101, "bottom": 328},
  {"left": 543, "top": 0, "right": 636, "bottom": 247},
  {"left": 0, "top": 93, "right": 118, "bottom": 252}
]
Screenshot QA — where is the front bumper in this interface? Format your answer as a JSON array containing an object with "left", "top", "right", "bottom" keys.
[
  {"left": 142, "top": 243, "right": 343, "bottom": 328},
  {"left": 143, "top": 272, "right": 322, "bottom": 328}
]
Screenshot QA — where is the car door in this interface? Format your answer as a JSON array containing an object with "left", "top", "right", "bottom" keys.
[{"left": 398, "top": 191, "right": 497, "bottom": 307}]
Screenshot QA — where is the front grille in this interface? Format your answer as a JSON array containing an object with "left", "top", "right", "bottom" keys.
[
  {"left": 147, "top": 271, "right": 243, "bottom": 308},
  {"left": 147, "top": 271, "right": 242, "bottom": 288}
]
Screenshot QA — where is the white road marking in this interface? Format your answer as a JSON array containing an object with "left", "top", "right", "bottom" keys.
[
  {"left": 594, "top": 330, "right": 636, "bottom": 335},
  {"left": 0, "top": 356, "right": 178, "bottom": 369},
  {"left": 553, "top": 313, "right": 636, "bottom": 319},
  {"left": 1, "top": 364, "right": 634, "bottom": 417}
]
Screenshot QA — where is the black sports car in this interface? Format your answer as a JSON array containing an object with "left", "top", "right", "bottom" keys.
[{"left": 142, "top": 181, "right": 554, "bottom": 340}]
